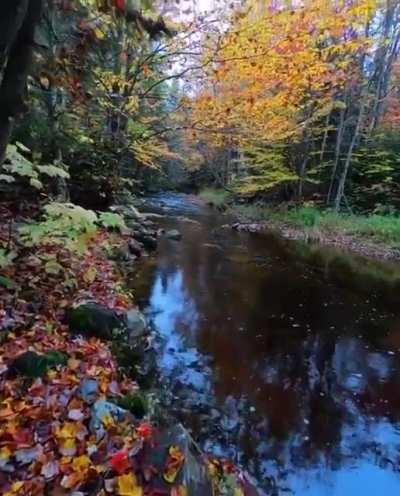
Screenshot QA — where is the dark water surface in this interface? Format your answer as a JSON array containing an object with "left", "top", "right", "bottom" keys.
[{"left": 132, "top": 192, "right": 400, "bottom": 495}]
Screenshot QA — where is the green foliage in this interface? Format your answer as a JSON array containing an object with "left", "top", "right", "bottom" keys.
[
  {"left": 0, "top": 143, "right": 70, "bottom": 190},
  {"left": 235, "top": 204, "right": 400, "bottom": 247},
  {"left": 234, "top": 146, "right": 297, "bottom": 195},
  {"left": 19, "top": 203, "right": 125, "bottom": 252},
  {"left": 199, "top": 188, "right": 232, "bottom": 208},
  {"left": 98, "top": 212, "right": 127, "bottom": 230},
  {"left": 9, "top": 350, "right": 69, "bottom": 378},
  {"left": 114, "top": 392, "right": 148, "bottom": 419},
  {"left": 0, "top": 249, "right": 17, "bottom": 269}
]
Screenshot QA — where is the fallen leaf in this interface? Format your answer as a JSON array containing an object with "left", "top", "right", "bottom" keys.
[
  {"left": 117, "top": 473, "right": 143, "bottom": 496},
  {"left": 163, "top": 446, "right": 185, "bottom": 484},
  {"left": 110, "top": 449, "right": 131, "bottom": 475}
]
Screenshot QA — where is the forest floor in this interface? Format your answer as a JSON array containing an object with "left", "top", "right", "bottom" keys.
[
  {"left": 199, "top": 189, "right": 400, "bottom": 262},
  {"left": 0, "top": 201, "right": 254, "bottom": 496}
]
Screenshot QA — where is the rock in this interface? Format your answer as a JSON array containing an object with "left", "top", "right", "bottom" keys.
[
  {"left": 143, "top": 235, "right": 158, "bottom": 251},
  {"left": 135, "top": 232, "right": 158, "bottom": 251},
  {"left": 176, "top": 216, "right": 201, "bottom": 225},
  {"left": 165, "top": 229, "right": 182, "bottom": 241},
  {"left": 90, "top": 399, "right": 131, "bottom": 440},
  {"left": 79, "top": 378, "right": 99, "bottom": 404},
  {"left": 110, "top": 205, "right": 143, "bottom": 221},
  {"left": 128, "top": 238, "right": 143, "bottom": 257},
  {"left": 144, "top": 424, "right": 213, "bottom": 495},
  {"left": 112, "top": 244, "right": 133, "bottom": 262},
  {"left": 144, "top": 213, "right": 166, "bottom": 220},
  {"left": 114, "top": 392, "right": 148, "bottom": 419},
  {"left": 142, "top": 219, "right": 156, "bottom": 228},
  {"left": 8, "top": 350, "right": 68, "bottom": 378},
  {"left": 125, "top": 309, "right": 147, "bottom": 339},
  {"left": 125, "top": 219, "right": 142, "bottom": 231},
  {"left": 67, "top": 302, "right": 123, "bottom": 340}
]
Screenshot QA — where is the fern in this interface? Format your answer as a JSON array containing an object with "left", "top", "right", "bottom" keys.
[
  {"left": 0, "top": 143, "right": 70, "bottom": 190},
  {"left": 19, "top": 203, "right": 126, "bottom": 252},
  {"left": 98, "top": 212, "right": 127, "bottom": 229}
]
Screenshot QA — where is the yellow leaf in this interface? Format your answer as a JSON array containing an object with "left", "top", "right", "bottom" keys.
[
  {"left": 117, "top": 473, "right": 143, "bottom": 496},
  {"left": 72, "top": 454, "right": 91, "bottom": 472},
  {"left": 163, "top": 445, "right": 185, "bottom": 484},
  {"left": 94, "top": 27, "right": 105, "bottom": 40},
  {"left": 0, "top": 446, "right": 12, "bottom": 461},
  {"left": 57, "top": 422, "right": 79, "bottom": 439},
  {"left": 4, "top": 481, "right": 24, "bottom": 496},
  {"left": 101, "top": 412, "right": 115, "bottom": 428},
  {"left": 83, "top": 266, "right": 98, "bottom": 284}
]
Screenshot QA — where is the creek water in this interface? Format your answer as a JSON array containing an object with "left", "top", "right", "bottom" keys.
[{"left": 131, "top": 192, "right": 400, "bottom": 495}]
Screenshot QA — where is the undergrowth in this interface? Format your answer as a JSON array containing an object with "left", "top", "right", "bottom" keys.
[{"left": 233, "top": 204, "right": 400, "bottom": 246}]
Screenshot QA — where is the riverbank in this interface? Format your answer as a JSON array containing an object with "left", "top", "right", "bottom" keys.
[
  {"left": 0, "top": 201, "right": 255, "bottom": 496},
  {"left": 199, "top": 189, "right": 400, "bottom": 262}
]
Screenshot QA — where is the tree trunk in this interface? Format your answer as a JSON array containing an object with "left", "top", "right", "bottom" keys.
[
  {"left": 0, "top": 0, "right": 43, "bottom": 164},
  {"left": 334, "top": 102, "right": 366, "bottom": 212},
  {"left": 327, "top": 98, "right": 347, "bottom": 205}
]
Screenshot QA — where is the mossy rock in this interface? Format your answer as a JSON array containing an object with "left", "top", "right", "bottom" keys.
[
  {"left": 67, "top": 302, "right": 124, "bottom": 340},
  {"left": 9, "top": 350, "right": 69, "bottom": 378},
  {"left": 115, "top": 392, "right": 148, "bottom": 419}
]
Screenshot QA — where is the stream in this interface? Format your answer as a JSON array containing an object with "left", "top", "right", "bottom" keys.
[{"left": 131, "top": 192, "right": 400, "bottom": 495}]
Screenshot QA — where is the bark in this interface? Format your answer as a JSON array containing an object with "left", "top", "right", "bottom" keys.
[
  {"left": 0, "top": 0, "right": 43, "bottom": 164},
  {"left": 319, "top": 112, "right": 331, "bottom": 162},
  {"left": 327, "top": 95, "right": 347, "bottom": 205},
  {"left": 0, "top": 0, "right": 29, "bottom": 69},
  {"left": 334, "top": 101, "right": 366, "bottom": 212}
]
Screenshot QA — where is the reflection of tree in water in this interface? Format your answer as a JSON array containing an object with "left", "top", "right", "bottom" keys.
[{"left": 142, "top": 202, "right": 400, "bottom": 491}]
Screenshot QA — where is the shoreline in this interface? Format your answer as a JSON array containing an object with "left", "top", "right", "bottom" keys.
[
  {"left": 0, "top": 201, "right": 258, "bottom": 496},
  {"left": 231, "top": 219, "right": 400, "bottom": 263}
]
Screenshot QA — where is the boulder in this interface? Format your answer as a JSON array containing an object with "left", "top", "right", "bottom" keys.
[
  {"left": 124, "top": 309, "right": 147, "bottom": 339},
  {"left": 134, "top": 232, "right": 158, "bottom": 251},
  {"left": 165, "top": 229, "right": 182, "bottom": 241},
  {"left": 128, "top": 238, "right": 143, "bottom": 258},
  {"left": 110, "top": 205, "right": 143, "bottom": 221},
  {"left": 114, "top": 392, "right": 148, "bottom": 419},
  {"left": 8, "top": 350, "right": 68, "bottom": 378},
  {"left": 111, "top": 244, "right": 134, "bottom": 262},
  {"left": 67, "top": 302, "right": 123, "bottom": 340}
]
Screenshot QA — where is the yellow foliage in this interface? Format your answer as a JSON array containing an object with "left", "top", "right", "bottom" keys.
[
  {"left": 117, "top": 473, "right": 143, "bottom": 496},
  {"left": 190, "top": 0, "right": 377, "bottom": 149}
]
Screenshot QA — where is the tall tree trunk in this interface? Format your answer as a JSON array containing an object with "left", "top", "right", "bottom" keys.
[
  {"left": 327, "top": 96, "right": 347, "bottom": 205},
  {"left": 0, "top": 0, "right": 43, "bottom": 164},
  {"left": 319, "top": 112, "right": 331, "bottom": 162},
  {"left": 334, "top": 101, "right": 366, "bottom": 212}
]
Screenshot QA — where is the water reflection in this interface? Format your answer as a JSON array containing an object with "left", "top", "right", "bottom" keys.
[{"left": 136, "top": 193, "right": 400, "bottom": 495}]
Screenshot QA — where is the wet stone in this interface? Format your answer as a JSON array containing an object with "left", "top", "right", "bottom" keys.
[{"left": 165, "top": 229, "right": 182, "bottom": 241}]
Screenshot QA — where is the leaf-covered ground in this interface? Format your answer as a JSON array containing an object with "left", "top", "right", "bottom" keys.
[{"left": 0, "top": 205, "right": 253, "bottom": 496}]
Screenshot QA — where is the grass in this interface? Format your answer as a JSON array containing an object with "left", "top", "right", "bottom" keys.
[
  {"left": 233, "top": 204, "right": 400, "bottom": 247},
  {"left": 198, "top": 188, "right": 232, "bottom": 209}
]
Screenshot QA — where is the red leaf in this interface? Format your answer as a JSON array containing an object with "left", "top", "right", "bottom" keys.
[
  {"left": 113, "top": 0, "right": 125, "bottom": 12},
  {"left": 110, "top": 449, "right": 131, "bottom": 475},
  {"left": 136, "top": 422, "right": 153, "bottom": 440}
]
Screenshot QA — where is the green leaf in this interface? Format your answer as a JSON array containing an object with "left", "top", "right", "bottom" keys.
[
  {"left": 37, "top": 164, "right": 70, "bottom": 179},
  {"left": 15, "top": 141, "right": 31, "bottom": 153},
  {"left": 30, "top": 178, "right": 43, "bottom": 189},
  {"left": 44, "top": 259, "right": 64, "bottom": 275},
  {"left": 98, "top": 212, "right": 126, "bottom": 230},
  {"left": 0, "top": 276, "right": 15, "bottom": 289},
  {"left": 0, "top": 174, "right": 15, "bottom": 183},
  {"left": 0, "top": 249, "right": 17, "bottom": 269}
]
